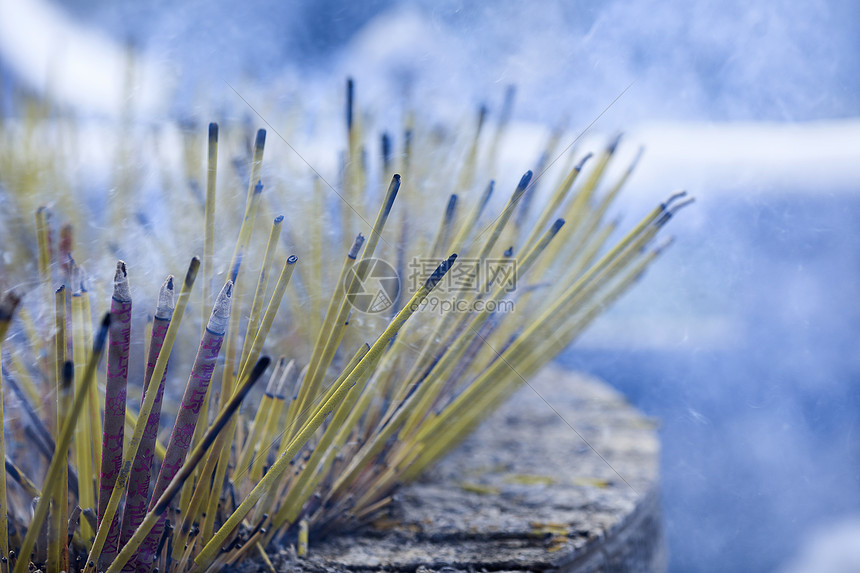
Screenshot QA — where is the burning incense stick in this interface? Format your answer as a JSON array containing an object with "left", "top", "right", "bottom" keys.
[
  {"left": 96, "top": 262, "right": 132, "bottom": 564},
  {"left": 114, "top": 276, "right": 175, "bottom": 567},
  {"left": 132, "top": 280, "right": 233, "bottom": 570}
]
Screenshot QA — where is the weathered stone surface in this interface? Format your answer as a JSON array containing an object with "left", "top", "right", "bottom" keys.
[{"left": 241, "top": 365, "right": 664, "bottom": 572}]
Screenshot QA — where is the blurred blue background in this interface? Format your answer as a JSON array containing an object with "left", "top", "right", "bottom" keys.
[{"left": 1, "top": 1, "right": 858, "bottom": 571}]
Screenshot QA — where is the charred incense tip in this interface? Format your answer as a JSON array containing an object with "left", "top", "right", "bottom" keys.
[
  {"left": 113, "top": 260, "right": 132, "bottom": 302},
  {"left": 551, "top": 218, "right": 566, "bottom": 234},
  {"left": 516, "top": 170, "right": 533, "bottom": 194},
  {"left": 287, "top": 255, "right": 299, "bottom": 265},
  {"left": 254, "top": 129, "right": 267, "bottom": 151},
  {"left": 657, "top": 195, "right": 694, "bottom": 226},
  {"left": 382, "top": 175, "right": 401, "bottom": 218},
  {"left": 94, "top": 312, "right": 111, "bottom": 350},
  {"left": 503, "top": 246, "right": 514, "bottom": 257},
  {"left": 156, "top": 275, "right": 176, "bottom": 319},
  {"left": 480, "top": 181, "right": 495, "bottom": 209},
  {"left": 607, "top": 133, "right": 623, "bottom": 154},
  {"left": 477, "top": 104, "right": 488, "bottom": 134},
  {"left": 274, "top": 215, "right": 285, "bottom": 224},
  {"left": 425, "top": 254, "right": 458, "bottom": 290},
  {"left": 576, "top": 152, "right": 594, "bottom": 171},
  {"left": 62, "top": 360, "right": 74, "bottom": 388},
  {"left": 381, "top": 132, "right": 391, "bottom": 166},
  {"left": 55, "top": 285, "right": 65, "bottom": 295},
  {"left": 445, "top": 194, "right": 458, "bottom": 220},
  {"left": 230, "top": 255, "right": 242, "bottom": 284},
  {"left": 185, "top": 257, "right": 201, "bottom": 286},
  {"left": 0, "top": 290, "right": 22, "bottom": 321},
  {"left": 208, "top": 122, "right": 218, "bottom": 141},
  {"left": 207, "top": 280, "right": 234, "bottom": 334},
  {"left": 661, "top": 190, "right": 688, "bottom": 211},
  {"left": 348, "top": 234, "right": 365, "bottom": 260},
  {"left": 346, "top": 78, "right": 355, "bottom": 131}
]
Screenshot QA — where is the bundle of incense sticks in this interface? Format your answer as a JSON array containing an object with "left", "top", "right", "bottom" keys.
[{"left": 0, "top": 79, "right": 690, "bottom": 572}]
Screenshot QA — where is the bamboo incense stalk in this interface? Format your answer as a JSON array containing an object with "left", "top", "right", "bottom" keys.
[
  {"left": 70, "top": 277, "right": 96, "bottom": 543},
  {"left": 430, "top": 194, "right": 459, "bottom": 259},
  {"left": 237, "top": 216, "right": 284, "bottom": 376},
  {"left": 454, "top": 106, "right": 487, "bottom": 196},
  {"left": 226, "top": 128, "right": 267, "bottom": 285},
  {"left": 81, "top": 281, "right": 104, "bottom": 478},
  {"left": 446, "top": 179, "right": 494, "bottom": 257},
  {"left": 202, "top": 122, "right": 218, "bottom": 330},
  {"left": 49, "top": 285, "right": 68, "bottom": 573},
  {"left": 515, "top": 123, "right": 565, "bottom": 229},
  {"left": 34, "top": 207, "right": 53, "bottom": 355}
]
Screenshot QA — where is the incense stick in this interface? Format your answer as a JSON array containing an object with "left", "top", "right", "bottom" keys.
[
  {"left": 115, "top": 276, "right": 175, "bottom": 566},
  {"left": 97, "top": 261, "right": 132, "bottom": 564}
]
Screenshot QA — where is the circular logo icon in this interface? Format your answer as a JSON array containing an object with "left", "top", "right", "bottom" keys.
[{"left": 343, "top": 258, "right": 401, "bottom": 314}]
